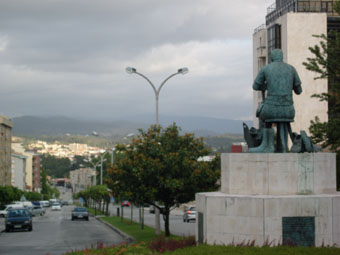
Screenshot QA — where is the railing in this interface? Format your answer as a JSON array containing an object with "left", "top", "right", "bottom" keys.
[
  {"left": 267, "top": 2, "right": 277, "bottom": 14},
  {"left": 254, "top": 24, "right": 266, "bottom": 34},
  {"left": 266, "top": 0, "right": 338, "bottom": 25}
]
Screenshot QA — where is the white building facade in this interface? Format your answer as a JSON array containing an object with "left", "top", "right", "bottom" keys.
[{"left": 11, "top": 153, "right": 27, "bottom": 190}]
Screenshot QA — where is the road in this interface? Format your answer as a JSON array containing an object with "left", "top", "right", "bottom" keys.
[
  {"left": 108, "top": 204, "right": 196, "bottom": 236},
  {"left": 0, "top": 205, "right": 126, "bottom": 255}
]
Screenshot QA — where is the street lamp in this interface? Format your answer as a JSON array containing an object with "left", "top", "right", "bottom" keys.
[
  {"left": 125, "top": 66, "right": 188, "bottom": 235},
  {"left": 125, "top": 66, "right": 189, "bottom": 125},
  {"left": 84, "top": 158, "right": 103, "bottom": 186}
]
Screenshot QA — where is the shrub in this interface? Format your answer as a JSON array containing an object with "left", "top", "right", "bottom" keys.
[{"left": 147, "top": 236, "right": 196, "bottom": 253}]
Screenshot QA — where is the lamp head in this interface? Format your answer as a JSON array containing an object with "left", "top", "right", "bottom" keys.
[
  {"left": 126, "top": 66, "right": 137, "bottom": 74},
  {"left": 178, "top": 67, "right": 189, "bottom": 75}
]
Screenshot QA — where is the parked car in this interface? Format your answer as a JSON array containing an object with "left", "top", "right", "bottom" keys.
[
  {"left": 71, "top": 207, "right": 89, "bottom": 221},
  {"left": 0, "top": 204, "right": 23, "bottom": 218},
  {"left": 121, "top": 201, "right": 130, "bottom": 207},
  {"left": 5, "top": 208, "right": 32, "bottom": 232},
  {"left": 32, "top": 205, "right": 45, "bottom": 216},
  {"left": 51, "top": 202, "right": 61, "bottom": 211},
  {"left": 183, "top": 206, "right": 196, "bottom": 222},
  {"left": 40, "top": 200, "right": 50, "bottom": 207}
]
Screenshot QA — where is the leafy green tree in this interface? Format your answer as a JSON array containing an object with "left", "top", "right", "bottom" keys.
[
  {"left": 303, "top": 1, "right": 340, "bottom": 188},
  {"left": 41, "top": 154, "right": 72, "bottom": 178},
  {"left": 24, "top": 191, "right": 42, "bottom": 201},
  {"left": 107, "top": 124, "right": 220, "bottom": 236},
  {"left": 0, "top": 186, "right": 22, "bottom": 208}
]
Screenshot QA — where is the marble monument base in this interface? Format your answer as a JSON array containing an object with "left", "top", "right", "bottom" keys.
[
  {"left": 196, "top": 192, "right": 340, "bottom": 246},
  {"left": 196, "top": 153, "right": 340, "bottom": 246}
]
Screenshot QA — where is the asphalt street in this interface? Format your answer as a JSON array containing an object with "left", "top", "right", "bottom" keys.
[{"left": 0, "top": 205, "right": 126, "bottom": 255}]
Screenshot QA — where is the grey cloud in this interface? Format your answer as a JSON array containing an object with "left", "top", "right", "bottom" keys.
[{"left": 0, "top": 0, "right": 273, "bottom": 122}]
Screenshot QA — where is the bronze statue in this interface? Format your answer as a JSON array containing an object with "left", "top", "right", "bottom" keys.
[
  {"left": 245, "top": 49, "right": 321, "bottom": 153},
  {"left": 250, "top": 49, "right": 302, "bottom": 153}
]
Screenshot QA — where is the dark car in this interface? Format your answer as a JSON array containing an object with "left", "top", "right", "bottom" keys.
[
  {"left": 72, "top": 207, "right": 89, "bottom": 221},
  {"left": 5, "top": 208, "right": 32, "bottom": 232}
]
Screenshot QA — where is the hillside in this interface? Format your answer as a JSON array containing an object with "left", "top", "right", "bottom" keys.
[{"left": 12, "top": 115, "right": 251, "bottom": 137}]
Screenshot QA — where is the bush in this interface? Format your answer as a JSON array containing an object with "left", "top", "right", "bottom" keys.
[{"left": 147, "top": 236, "right": 196, "bottom": 253}]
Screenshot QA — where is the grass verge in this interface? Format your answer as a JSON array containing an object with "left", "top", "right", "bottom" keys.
[{"left": 101, "top": 215, "right": 158, "bottom": 243}]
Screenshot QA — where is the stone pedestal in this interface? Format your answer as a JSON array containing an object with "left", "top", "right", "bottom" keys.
[{"left": 196, "top": 153, "right": 340, "bottom": 246}]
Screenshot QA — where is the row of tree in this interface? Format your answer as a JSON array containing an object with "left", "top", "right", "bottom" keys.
[
  {"left": 105, "top": 124, "right": 220, "bottom": 236},
  {"left": 73, "top": 185, "right": 111, "bottom": 215},
  {"left": 0, "top": 185, "right": 59, "bottom": 209}
]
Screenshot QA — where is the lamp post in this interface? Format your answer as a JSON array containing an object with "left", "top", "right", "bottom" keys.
[
  {"left": 98, "top": 152, "right": 108, "bottom": 185},
  {"left": 84, "top": 159, "right": 102, "bottom": 186},
  {"left": 125, "top": 67, "right": 189, "bottom": 125},
  {"left": 126, "top": 66, "right": 188, "bottom": 235}
]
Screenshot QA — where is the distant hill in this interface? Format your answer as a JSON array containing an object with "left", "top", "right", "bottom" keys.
[{"left": 11, "top": 115, "right": 252, "bottom": 137}]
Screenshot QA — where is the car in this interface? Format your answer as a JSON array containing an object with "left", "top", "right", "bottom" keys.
[
  {"left": 5, "top": 208, "right": 32, "bottom": 232},
  {"left": 121, "top": 201, "right": 130, "bottom": 207},
  {"left": 40, "top": 200, "right": 50, "bottom": 207},
  {"left": 62, "top": 201, "right": 69, "bottom": 206},
  {"left": 149, "top": 205, "right": 155, "bottom": 214},
  {"left": 0, "top": 204, "right": 23, "bottom": 218},
  {"left": 183, "top": 206, "right": 196, "bottom": 222},
  {"left": 51, "top": 202, "right": 61, "bottom": 211},
  {"left": 71, "top": 207, "right": 89, "bottom": 221},
  {"left": 32, "top": 205, "right": 45, "bottom": 216}
]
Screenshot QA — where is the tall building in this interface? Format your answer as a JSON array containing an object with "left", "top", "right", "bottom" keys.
[
  {"left": 12, "top": 143, "right": 39, "bottom": 191},
  {"left": 253, "top": 0, "right": 339, "bottom": 133},
  {"left": 32, "top": 154, "right": 41, "bottom": 192},
  {"left": 11, "top": 153, "right": 27, "bottom": 190},
  {"left": 0, "top": 116, "right": 13, "bottom": 186}
]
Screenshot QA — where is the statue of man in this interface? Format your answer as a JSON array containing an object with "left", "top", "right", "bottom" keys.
[{"left": 249, "top": 49, "right": 302, "bottom": 153}]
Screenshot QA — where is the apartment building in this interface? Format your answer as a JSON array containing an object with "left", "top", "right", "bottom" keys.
[
  {"left": 70, "top": 168, "right": 96, "bottom": 194},
  {"left": 0, "top": 116, "right": 13, "bottom": 186},
  {"left": 32, "top": 154, "right": 41, "bottom": 192},
  {"left": 253, "top": 0, "right": 339, "bottom": 133},
  {"left": 11, "top": 153, "right": 27, "bottom": 190}
]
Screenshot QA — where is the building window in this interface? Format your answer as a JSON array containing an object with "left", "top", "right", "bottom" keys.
[{"left": 267, "top": 24, "right": 281, "bottom": 62}]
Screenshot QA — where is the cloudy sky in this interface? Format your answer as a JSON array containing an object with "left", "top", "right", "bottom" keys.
[{"left": 0, "top": 0, "right": 273, "bottom": 122}]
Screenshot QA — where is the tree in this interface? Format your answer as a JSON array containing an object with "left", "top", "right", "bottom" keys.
[
  {"left": 303, "top": 1, "right": 340, "bottom": 188},
  {"left": 41, "top": 154, "right": 72, "bottom": 178},
  {"left": 0, "top": 186, "right": 22, "bottom": 208},
  {"left": 107, "top": 124, "right": 220, "bottom": 236}
]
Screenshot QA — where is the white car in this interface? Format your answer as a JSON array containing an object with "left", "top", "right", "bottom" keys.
[
  {"left": 51, "top": 202, "right": 61, "bottom": 211},
  {"left": 0, "top": 204, "right": 23, "bottom": 217}
]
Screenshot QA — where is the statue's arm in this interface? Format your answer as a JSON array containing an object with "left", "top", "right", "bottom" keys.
[
  {"left": 292, "top": 67, "right": 302, "bottom": 95},
  {"left": 253, "top": 68, "right": 266, "bottom": 91}
]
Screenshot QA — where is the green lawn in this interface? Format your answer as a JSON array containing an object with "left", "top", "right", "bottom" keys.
[{"left": 101, "top": 216, "right": 158, "bottom": 243}]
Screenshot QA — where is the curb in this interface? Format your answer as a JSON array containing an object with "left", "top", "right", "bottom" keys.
[{"left": 95, "top": 216, "right": 136, "bottom": 244}]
